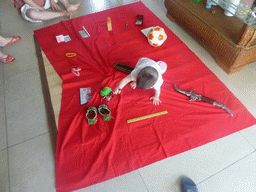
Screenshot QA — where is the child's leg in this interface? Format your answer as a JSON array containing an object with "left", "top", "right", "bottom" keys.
[
  {"left": 0, "top": 50, "right": 7, "bottom": 59},
  {"left": 58, "top": 0, "right": 80, "bottom": 12},
  {"left": 20, "top": 4, "right": 71, "bottom": 22},
  {"left": 26, "top": 8, "right": 71, "bottom": 21},
  {"left": 0, "top": 36, "right": 12, "bottom": 47},
  {"left": 0, "top": 35, "right": 21, "bottom": 47}
]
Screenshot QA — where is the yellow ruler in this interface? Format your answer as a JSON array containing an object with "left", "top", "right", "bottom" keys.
[{"left": 127, "top": 110, "right": 168, "bottom": 123}]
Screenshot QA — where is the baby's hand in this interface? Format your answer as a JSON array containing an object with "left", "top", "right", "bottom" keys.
[
  {"left": 150, "top": 97, "right": 162, "bottom": 105},
  {"left": 130, "top": 81, "right": 136, "bottom": 89},
  {"left": 113, "top": 87, "right": 122, "bottom": 94}
]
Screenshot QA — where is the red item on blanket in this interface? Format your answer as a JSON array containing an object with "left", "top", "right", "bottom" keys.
[{"left": 34, "top": 2, "right": 256, "bottom": 192}]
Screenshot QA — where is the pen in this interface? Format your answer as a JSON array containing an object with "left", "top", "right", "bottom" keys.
[{"left": 82, "top": 26, "right": 90, "bottom": 37}]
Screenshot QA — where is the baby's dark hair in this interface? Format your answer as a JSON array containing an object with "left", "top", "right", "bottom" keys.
[{"left": 136, "top": 67, "right": 158, "bottom": 89}]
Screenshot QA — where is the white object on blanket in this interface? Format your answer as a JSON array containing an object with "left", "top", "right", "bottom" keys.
[
  {"left": 141, "top": 27, "right": 154, "bottom": 37},
  {"left": 64, "top": 35, "right": 71, "bottom": 42},
  {"left": 56, "top": 35, "right": 65, "bottom": 43},
  {"left": 82, "top": 26, "right": 90, "bottom": 37},
  {"left": 157, "top": 61, "right": 167, "bottom": 74},
  {"left": 72, "top": 67, "right": 81, "bottom": 76},
  {"left": 147, "top": 26, "right": 167, "bottom": 47},
  {"left": 141, "top": 26, "right": 167, "bottom": 47}
]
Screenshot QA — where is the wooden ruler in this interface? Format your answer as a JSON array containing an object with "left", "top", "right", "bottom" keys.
[{"left": 127, "top": 110, "right": 168, "bottom": 123}]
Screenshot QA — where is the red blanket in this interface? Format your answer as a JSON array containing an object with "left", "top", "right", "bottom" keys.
[{"left": 34, "top": 2, "right": 256, "bottom": 191}]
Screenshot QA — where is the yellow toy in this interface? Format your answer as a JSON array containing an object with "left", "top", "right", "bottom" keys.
[{"left": 127, "top": 110, "right": 168, "bottom": 123}]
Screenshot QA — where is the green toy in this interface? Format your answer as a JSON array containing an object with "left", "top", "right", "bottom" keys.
[
  {"left": 100, "top": 87, "right": 113, "bottom": 102},
  {"left": 100, "top": 87, "right": 112, "bottom": 96}
]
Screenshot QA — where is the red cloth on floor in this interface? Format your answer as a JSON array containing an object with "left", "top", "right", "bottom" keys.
[{"left": 34, "top": 2, "right": 256, "bottom": 191}]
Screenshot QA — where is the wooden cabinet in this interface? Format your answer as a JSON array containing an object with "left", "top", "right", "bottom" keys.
[{"left": 165, "top": 0, "right": 256, "bottom": 74}]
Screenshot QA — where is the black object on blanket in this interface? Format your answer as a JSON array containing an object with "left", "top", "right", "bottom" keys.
[{"left": 114, "top": 62, "right": 134, "bottom": 74}]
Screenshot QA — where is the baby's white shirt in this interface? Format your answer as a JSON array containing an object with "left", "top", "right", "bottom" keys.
[{"left": 130, "top": 57, "right": 163, "bottom": 90}]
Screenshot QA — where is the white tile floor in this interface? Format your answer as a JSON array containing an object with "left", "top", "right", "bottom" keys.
[{"left": 0, "top": 0, "right": 256, "bottom": 191}]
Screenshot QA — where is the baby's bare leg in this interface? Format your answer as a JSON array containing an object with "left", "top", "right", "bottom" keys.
[
  {"left": 0, "top": 50, "right": 7, "bottom": 59},
  {"left": 26, "top": 8, "right": 71, "bottom": 21},
  {"left": 0, "top": 36, "right": 12, "bottom": 47},
  {"left": 59, "top": 0, "right": 80, "bottom": 12}
]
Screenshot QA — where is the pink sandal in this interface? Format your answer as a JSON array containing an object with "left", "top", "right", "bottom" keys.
[
  {"left": 3, "top": 36, "right": 21, "bottom": 47},
  {"left": 0, "top": 55, "right": 16, "bottom": 64}
]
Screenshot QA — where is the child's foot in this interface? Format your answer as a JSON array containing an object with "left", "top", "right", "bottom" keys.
[
  {"left": 64, "top": 11, "right": 72, "bottom": 19},
  {"left": 66, "top": 3, "right": 80, "bottom": 12},
  {"left": 0, "top": 55, "right": 15, "bottom": 64},
  {"left": 0, "top": 36, "right": 21, "bottom": 47}
]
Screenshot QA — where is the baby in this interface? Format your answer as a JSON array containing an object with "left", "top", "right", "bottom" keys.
[{"left": 113, "top": 57, "right": 167, "bottom": 105}]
